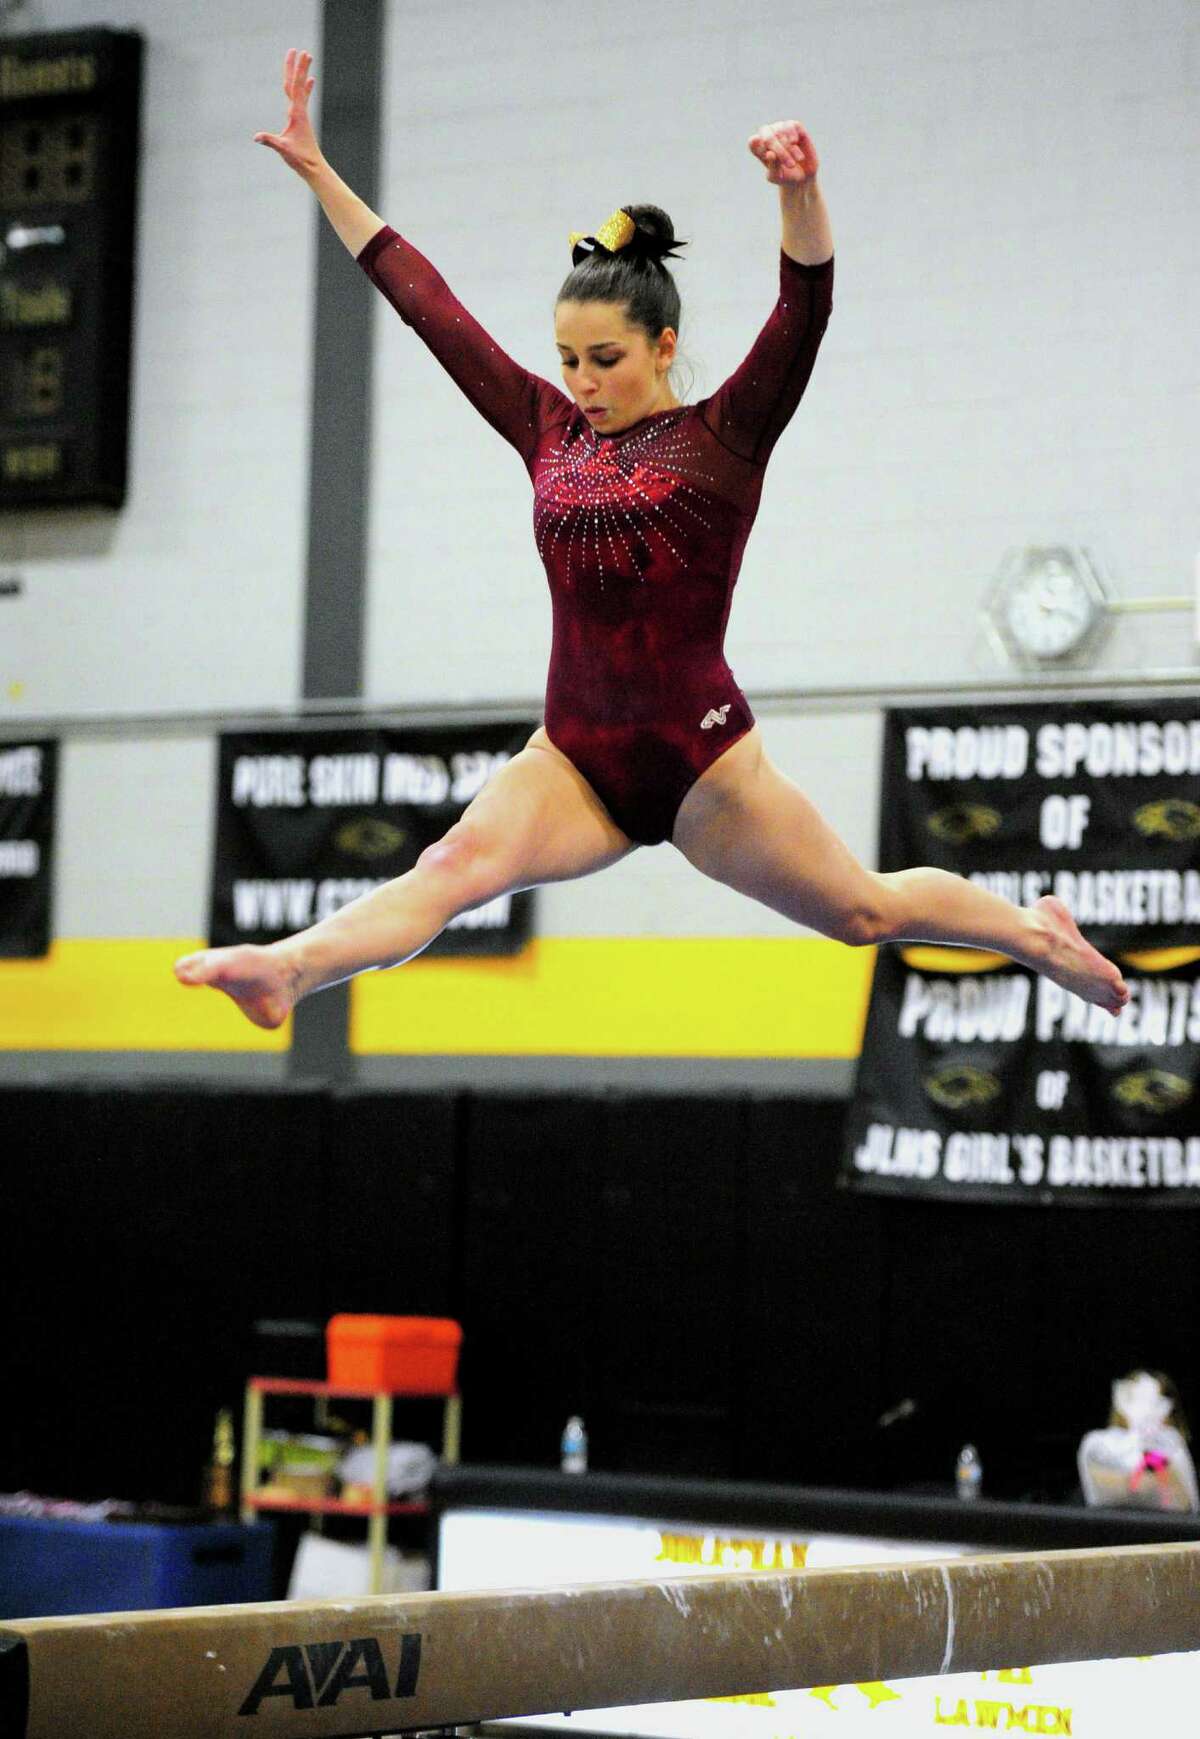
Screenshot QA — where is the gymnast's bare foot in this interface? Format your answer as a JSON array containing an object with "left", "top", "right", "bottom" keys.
[
  {"left": 1029, "top": 895, "right": 1128, "bottom": 1017},
  {"left": 173, "top": 944, "right": 300, "bottom": 1030}
]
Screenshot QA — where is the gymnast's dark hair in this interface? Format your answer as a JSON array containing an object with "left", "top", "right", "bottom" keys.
[{"left": 557, "top": 205, "right": 687, "bottom": 339}]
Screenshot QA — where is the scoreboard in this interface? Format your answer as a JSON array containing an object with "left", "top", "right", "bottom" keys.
[{"left": 0, "top": 27, "right": 142, "bottom": 509}]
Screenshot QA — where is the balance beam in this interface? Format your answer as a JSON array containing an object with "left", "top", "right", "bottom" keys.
[{"left": 2, "top": 1541, "right": 1199, "bottom": 1738}]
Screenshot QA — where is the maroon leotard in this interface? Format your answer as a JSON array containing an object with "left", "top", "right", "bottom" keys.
[{"left": 358, "top": 225, "right": 833, "bottom": 845}]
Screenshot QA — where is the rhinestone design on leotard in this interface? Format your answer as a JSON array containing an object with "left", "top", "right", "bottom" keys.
[
  {"left": 534, "top": 412, "right": 719, "bottom": 588},
  {"left": 357, "top": 224, "right": 833, "bottom": 843}
]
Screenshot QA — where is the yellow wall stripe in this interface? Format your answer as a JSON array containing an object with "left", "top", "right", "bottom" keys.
[
  {"left": 0, "top": 940, "right": 290, "bottom": 1052},
  {"left": 0, "top": 937, "right": 873, "bottom": 1058},
  {"left": 8, "top": 935, "right": 1187, "bottom": 1059},
  {"left": 351, "top": 937, "right": 874, "bottom": 1058}
]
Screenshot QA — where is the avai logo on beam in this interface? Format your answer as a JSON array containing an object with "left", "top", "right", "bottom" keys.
[{"left": 237, "top": 1632, "right": 423, "bottom": 1715}]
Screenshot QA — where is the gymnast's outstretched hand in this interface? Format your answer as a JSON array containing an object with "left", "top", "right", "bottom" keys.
[
  {"left": 747, "top": 121, "right": 820, "bottom": 185},
  {"left": 254, "top": 48, "right": 325, "bottom": 181},
  {"left": 253, "top": 50, "right": 385, "bottom": 256}
]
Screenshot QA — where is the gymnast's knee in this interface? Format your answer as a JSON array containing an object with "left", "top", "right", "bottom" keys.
[
  {"left": 416, "top": 822, "right": 507, "bottom": 904},
  {"left": 830, "top": 884, "right": 897, "bottom": 948}
]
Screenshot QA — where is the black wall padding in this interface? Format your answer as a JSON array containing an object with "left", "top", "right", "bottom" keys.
[
  {"left": 456, "top": 1091, "right": 606, "bottom": 1469},
  {"left": 5, "top": 1084, "right": 330, "bottom": 1502},
  {"left": 594, "top": 1096, "right": 744, "bottom": 1478},
  {"left": 1031, "top": 1204, "right": 1200, "bottom": 1480},
  {"left": 322, "top": 1090, "right": 460, "bottom": 1317},
  {"left": 880, "top": 1196, "right": 1041, "bottom": 1493},
  {"left": 740, "top": 1096, "right": 886, "bottom": 1487},
  {"left": 2, "top": 1082, "right": 454, "bottom": 1503},
  {"left": 3, "top": 1081, "right": 1200, "bottom": 1507}
]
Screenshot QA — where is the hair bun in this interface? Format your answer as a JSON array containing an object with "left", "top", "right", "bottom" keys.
[{"left": 622, "top": 204, "right": 687, "bottom": 265}]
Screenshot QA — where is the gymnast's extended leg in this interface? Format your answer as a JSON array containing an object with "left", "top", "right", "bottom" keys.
[
  {"left": 174, "top": 729, "right": 634, "bottom": 1028},
  {"left": 671, "top": 728, "right": 1128, "bottom": 1014}
]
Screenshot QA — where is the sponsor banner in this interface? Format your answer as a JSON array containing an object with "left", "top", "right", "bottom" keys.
[
  {"left": 209, "top": 724, "right": 536, "bottom": 957},
  {"left": 886, "top": 701, "right": 1200, "bottom": 952},
  {"left": 843, "top": 700, "right": 1200, "bottom": 1204},
  {"left": 0, "top": 739, "right": 56, "bottom": 958},
  {"left": 845, "top": 950, "right": 1200, "bottom": 1204}
]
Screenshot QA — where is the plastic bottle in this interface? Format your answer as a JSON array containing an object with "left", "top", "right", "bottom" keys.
[
  {"left": 955, "top": 1442, "right": 982, "bottom": 1501},
  {"left": 561, "top": 1415, "right": 588, "bottom": 1474},
  {"left": 202, "top": 1408, "right": 236, "bottom": 1514}
]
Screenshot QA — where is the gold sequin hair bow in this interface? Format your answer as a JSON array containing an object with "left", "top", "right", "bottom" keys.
[{"left": 569, "top": 209, "right": 637, "bottom": 262}]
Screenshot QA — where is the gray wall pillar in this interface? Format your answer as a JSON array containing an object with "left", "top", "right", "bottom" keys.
[{"left": 291, "top": 0, "right": 384, "bottom": 1082}]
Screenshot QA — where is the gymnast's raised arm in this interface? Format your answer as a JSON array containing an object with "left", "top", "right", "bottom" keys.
[
  {"left": 702, "top": 120, "right": 835, "bottom": 467},
  {"left": 255, "top": 49, "right": 564, "bottom": 463},
  {"left": 255, "top": 49, "right": 385, "bottom": 256},
  {"left": 747, "top": 121, "right": 834, "bottom": 266}
]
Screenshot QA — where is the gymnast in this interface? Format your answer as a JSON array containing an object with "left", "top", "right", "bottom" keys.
[{"left": 175, "top": 48, "right": 1129, "bottom": 1027}]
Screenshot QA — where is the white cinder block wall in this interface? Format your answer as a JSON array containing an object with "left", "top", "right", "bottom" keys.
[
  {"left": 2, "top": 0, "right": 319, "bottom": 938},
  {"left": 3, "top": 0, "right": 320, "bottom": 719},
  {"left": 2, "top": 0, "right": 1197, "bottom": 946}
]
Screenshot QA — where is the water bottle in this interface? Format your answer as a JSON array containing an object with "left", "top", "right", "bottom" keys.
[
  {"left": 561, "top": 1415, "right": 588, "bottom": 1474},
  {"left": 955, "top": 1442, "right": 982, "bottom": 1501}
]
